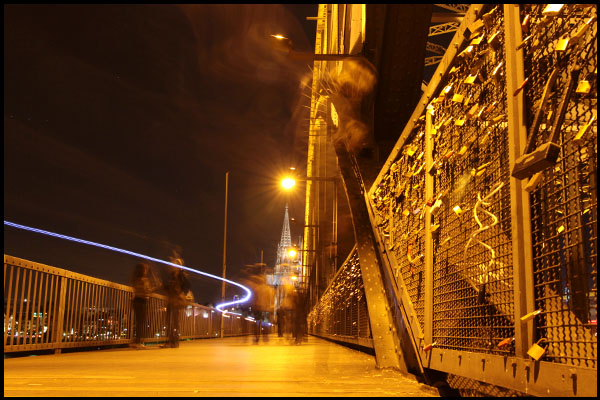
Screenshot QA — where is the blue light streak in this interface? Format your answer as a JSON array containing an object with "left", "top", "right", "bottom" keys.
[{"left": 4, "top": 220, "right": 251, "bottom": 312}]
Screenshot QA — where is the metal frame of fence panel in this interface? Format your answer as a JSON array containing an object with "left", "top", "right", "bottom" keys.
[
  {"left": 363, "top": 3, "right": 596, "bottom": 397},
  {"left": 429, "top": 3, "right": 515, "bottom": 359},
  {"left": 517, "top": 3, "right": 597, "bottom": 371},
  {"left": 4, "top": 255, "right": 264, "bottom": 353}
]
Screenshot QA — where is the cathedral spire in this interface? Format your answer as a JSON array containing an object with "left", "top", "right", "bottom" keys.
[
  {"left": 276, "top": 203, "right": 292, "bottom": 266},
  {"left": 280, "top": 204, "right": 292, "bottom": 249}
]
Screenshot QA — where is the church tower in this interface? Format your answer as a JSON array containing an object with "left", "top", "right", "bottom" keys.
[{"left": 275, "top": 204, "right": 292, "bottom": 268}]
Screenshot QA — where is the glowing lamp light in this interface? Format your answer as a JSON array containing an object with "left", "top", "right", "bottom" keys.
[
  {"left": 271, "top": 34, "right": 287, "bottom": 40},
  {"left": 291, "top": 276, "right": 298, "bottom": 281},
  {"left": 281, "top": 177, "right": 296, "bottom": 190},
  {"left": 3, "top": 220, "right": 251, "bottom": 312},
  {"left": 287, "top": 248, "right": 298, "bottom": 258}
]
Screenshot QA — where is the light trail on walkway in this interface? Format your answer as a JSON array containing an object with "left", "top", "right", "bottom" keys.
[{"left": 3, "top": 220, "right": 251, "bottom": 311}]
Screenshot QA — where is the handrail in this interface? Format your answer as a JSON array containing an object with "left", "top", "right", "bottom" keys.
[{"left": 4, "top": 255, "right": 266, "bottom": 353}]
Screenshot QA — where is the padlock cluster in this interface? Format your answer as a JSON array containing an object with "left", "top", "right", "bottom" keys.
[
  {"left": 369, "top": 4, "right": 518, "bottom": 355},
  {"left": 429, "top": 5, "right": 516, "bottom": 354},
  {"left": 308, "top": 250, "right": 371, "bottom": 339},
  {"left": 371, "top": 115, "right": 428, "bottom": 331}
]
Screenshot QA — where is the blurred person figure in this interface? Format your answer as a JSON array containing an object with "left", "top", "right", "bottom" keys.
[
  {"left": 276, "top": 282, "right": 294, "bottom": 337},
  {"left": 163, "top": 264, "right": 191, "bottom": 348},
  {"left": 292, "top": 288, "right": 308, "bottom": 345},
  {"left": 276, "top": 308, "right": 285, "bottom": 337},
  {"left": 243, "top": 274, "right": 274, "bottom": 343},
  {"left": 131, "top": 263, "right": 159, "bottom": 349}
]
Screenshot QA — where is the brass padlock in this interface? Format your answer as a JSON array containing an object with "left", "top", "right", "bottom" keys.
[
  {"left": 575, "top": 80, "right": 591, "bottom": 94},
  {"left": 555, "top": 36, "right": 569, "bottom": 52},
  {"left": 521, "top": 14, "right": 530, "bottom": 34},
  {"left": 527, "top": 338, "right": 548, "bottom": 361},
  {"left": 488, "top": 31, "right": 501, "bottom": 51},
  {"left": 542, "top": 4, "right": 564, "bottom": 17},
  {"left": 520, "top": 308, "right": 542, "bottom": 322}
]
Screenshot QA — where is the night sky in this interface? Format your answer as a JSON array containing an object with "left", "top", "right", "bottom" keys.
[{"left": 4, "top": 4, "right": 318, "bottom": 304}]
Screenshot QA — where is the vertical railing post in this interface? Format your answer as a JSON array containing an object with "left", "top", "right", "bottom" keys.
[
  {"left": 424, "top": 105, "right": 434, "bottom": 347},
  {"left": 503, "top": 4, "right": 536, "bottom": 359},
  {"left": 128, "top": 292, "right": 134, "bottom": 341},
  {"left": 53, "top": 276, "right": 67, "bottom": 354},
  {"left": 192, "top": 306, "right": 196, "bottom": 339}
]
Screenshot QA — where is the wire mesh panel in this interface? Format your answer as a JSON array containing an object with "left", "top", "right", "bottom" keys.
[
  {"left": 371, "top": 120, "right": 428, "bottom": 331},
  {"left": 308, "top": 247, "right": 372, "bottom": 344},
  {"left": 428, "top": 5, "right": 516, "bottom": 356},
  {"left": 519, "top": 4, "right": 597, "bottom": 368}
]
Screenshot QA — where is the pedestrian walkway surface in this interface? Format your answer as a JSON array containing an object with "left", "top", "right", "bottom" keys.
[{"left": 4, "top": 334, "right": 440, "bottom": 397}]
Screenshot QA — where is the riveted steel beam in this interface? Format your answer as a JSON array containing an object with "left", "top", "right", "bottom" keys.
[
  {"left": 332, "top": 138, "right": 409, "bottom": 371},
  {"left": 426, "top": 41, "right": 447, "bottom": 55},
  {"left": 429, "top": 22, "right": 460, "bottom": 37},
  {"left": 425, "top": 56, "right": 444, "bottom": 66},
  {"left": 434, "top": 4, "right": 469, "bottom": 14}
]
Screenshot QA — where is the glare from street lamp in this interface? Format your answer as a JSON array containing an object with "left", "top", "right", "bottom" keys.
[
  {"left": 281, "top": 177, "right": 296, "bottom": 190},
  {"left": 287, "top": 248, "right": 298, "bottom": 258}
]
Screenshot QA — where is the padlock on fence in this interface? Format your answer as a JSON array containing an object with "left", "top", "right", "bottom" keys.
[
  {"left": 423, "top": 341, "right": 437, "bottom": 352},
  {"left": 527, "top": 338, "right": 548, "bottom": 361}
]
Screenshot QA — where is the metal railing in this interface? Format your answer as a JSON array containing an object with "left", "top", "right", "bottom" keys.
[
  {"left": 366, "top": 4, "right": 596, "bottom": 396},
  {"left": 308, "top": 3, "right": 596, "bottom": 397},
  {"left": 4, "top": 255, "right": 266, "bottom": 353}
]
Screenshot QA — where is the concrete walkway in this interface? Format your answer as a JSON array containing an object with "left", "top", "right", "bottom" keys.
[{"left": 4, "top": 334, "right": 440, "bottom": 397}]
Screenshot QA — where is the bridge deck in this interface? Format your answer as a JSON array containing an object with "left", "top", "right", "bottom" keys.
[{"left": 4, "top": 335, "right": 438, "bottom": 397}]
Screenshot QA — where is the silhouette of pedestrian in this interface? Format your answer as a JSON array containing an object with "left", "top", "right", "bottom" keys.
[
  {"left": 242, "top": 274, "right": 274, "bottom": 343},
  {"left": 292, "top": 289, "right": 307, "bottom": 345},
  {"left": 276, "top": 308, "right": 285, "bottom": 337},
  {"left": 163, "top": 266, "right": 191, "bottom": 348},
  {"left": 131, "top": 263, "right": 158, "bottom": 348}
]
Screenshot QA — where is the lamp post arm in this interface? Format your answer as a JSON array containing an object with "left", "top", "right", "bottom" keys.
[
  {"left": 289, "top": 50, "right": 364, "bottom": 62},
  {"left": 297, "top": 176, "right": 338, "bottom": 183}
]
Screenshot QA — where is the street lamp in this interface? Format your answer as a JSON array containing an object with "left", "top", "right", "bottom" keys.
[
  {"left": 281, "top": 175, "right": 337, "bottom": 187},
  {"left": 281, "top": 177, "right": 296, "bottom": 190},
  {"left": 287, "top": 247, "right": 298, "bottom": 259},
  {"left": 270, "top": 34, "right": 363, "bottom": 62}
]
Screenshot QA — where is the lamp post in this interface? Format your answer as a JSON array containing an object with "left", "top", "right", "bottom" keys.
[{"left": 220, "top": 171, "right": 229, "bottom": 338}]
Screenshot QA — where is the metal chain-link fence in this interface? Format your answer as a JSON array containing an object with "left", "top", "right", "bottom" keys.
[
  {"left": 308, "top": 247, "right": 372, "bottom": 346},
  {"left": 520, "top": 4, "right": 597, "bottom": 369},
  {"left": 363, "top": 3, "right": 596, "bottom": 395},
  {"left": 429, "top": 5, "right": 515, "bottom": 357},
  {"left": 371, "top": 119, "right": 427, "bottom": 332}
]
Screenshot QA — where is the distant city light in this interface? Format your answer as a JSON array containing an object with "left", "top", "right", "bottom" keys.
[{"left": 4, "top": 220, "right": 251, "bottom": 312}]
